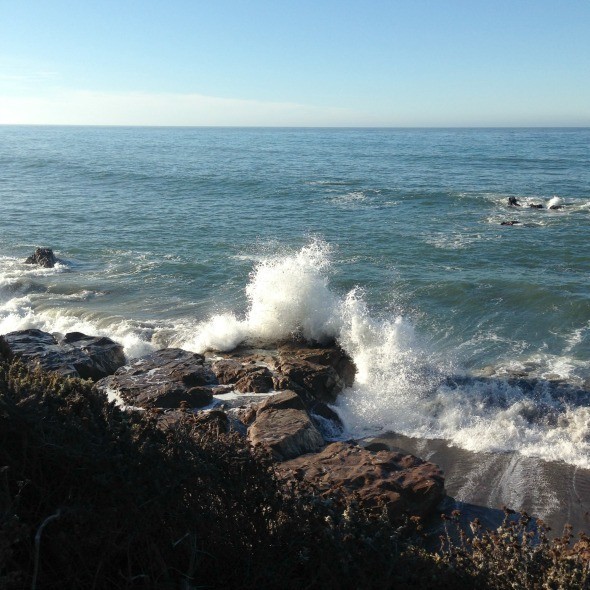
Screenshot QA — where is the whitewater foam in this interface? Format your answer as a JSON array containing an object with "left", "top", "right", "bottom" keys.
[
  {"left": 180, "top": 240, "right": 341, "bottom": 352},
  {"left": 2, "top": 242, "right": 589, "bottom": 469}
]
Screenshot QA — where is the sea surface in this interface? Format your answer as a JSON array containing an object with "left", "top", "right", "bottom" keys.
[{"left": 1, "top": 126, "right": 589, "bottom": 530}]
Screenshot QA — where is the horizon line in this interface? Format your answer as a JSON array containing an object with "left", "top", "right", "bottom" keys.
[{"left": 1, "top": 123, "right": 589, "bottom": 130}]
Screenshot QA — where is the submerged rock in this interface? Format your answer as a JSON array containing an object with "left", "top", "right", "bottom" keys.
[
  {"left": 97, "top": 348, "right": 216, "bottom": 409},
  {"left": 0, "top": 329, "right": 125, "bottom": 380},
  {"left": 24, "top": 247, "right": 57, "bottom": 268},
  {"left": 279, "top": 442, "right": 446, "bottom": 521}
]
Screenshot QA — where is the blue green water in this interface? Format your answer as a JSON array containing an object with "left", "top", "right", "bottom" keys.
[{"left": 1, "top": 126, "right": 589, "bottom": 468}]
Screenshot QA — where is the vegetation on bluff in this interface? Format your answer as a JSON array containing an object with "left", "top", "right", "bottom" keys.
[{"left": 1, "top": 359, "right": 588, "bottom": 589}]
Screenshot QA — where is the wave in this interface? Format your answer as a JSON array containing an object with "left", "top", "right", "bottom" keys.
[
  {"left": 1, "top": 243, "right": 589, "bottom": 468},
  {"left": 175, "top": 240, "right": 589, "bottom": 468}
]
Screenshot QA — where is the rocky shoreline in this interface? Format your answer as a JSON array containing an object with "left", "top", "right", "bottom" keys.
[{"left": 0, "top": 327, "right": 446, "bottom": 522}]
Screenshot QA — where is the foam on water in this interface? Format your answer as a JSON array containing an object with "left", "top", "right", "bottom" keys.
[
  {"left": 180, "top": 241, "right": 590, "bottom": 469},
  {"left": 0, "top": 256, "right": 159, "bottom": 358},
  {"left": 1, "top": 241, "right": 589, "bottom": 469},
  {"left": 180, "top": 240, "right": 340, "bottom": 352}
]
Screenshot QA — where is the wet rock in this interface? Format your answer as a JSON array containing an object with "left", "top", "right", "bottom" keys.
[
  {"left": 549, "top": 205, "right": 563, "bottom": 210},
  {"left": 212, "top": 358, "right": 273, "bottom": 393},
  {"left": 501, "top": 220, "right": 520, "bottom": 226},
  {"left": 97, "top": 348, "right": 216, "bottom": 409},
  {"left": 234, "top": 368, "right": 274, "bottom": 393},
  {"left": 308, "top": 400, "right": 344, "bottom": 439},
  {"left": 248, "top": 390, "right": 325, "bottom": 460},
  {"left": 0, "top": 329, "right": 125, "bottom": 381},
  {"left": 279, "top": 442, "right": 446, "bottom": 521},
  {"left": 24, "top": 247, "right": 57, "bottom": 268},
  {"left": 256, "top": 389, "right": 307, "bottom": 413},
  {"left": 212, "top": 359, "right": 248, "bottom": 383},
  {"left": 278, "top": 342, "right": 356, "bottom": 387},
  {"left": 275, "top": 343, "right": 355, "bottom": 403},
  {"left": 529, "top": 204, "right": 544, "bottom": 209}
]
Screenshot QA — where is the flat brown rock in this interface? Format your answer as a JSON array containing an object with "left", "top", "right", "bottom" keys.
[
  {"left": 279, "top": 442, "right": 445, "bottom": 521},
  {"left": 212, "top": 358, "right": 274, "bottom": 393},
  {"left": 248, "top": 391, "right": 325, "bottom": 460}
]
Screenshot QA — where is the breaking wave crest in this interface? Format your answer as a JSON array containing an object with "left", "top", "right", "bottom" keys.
[
  {"left": 1, "top": 242, "right": 589, "bottom": 468},
  {"left": 180, "top": 240, "right": 590, "bottom": 469}
]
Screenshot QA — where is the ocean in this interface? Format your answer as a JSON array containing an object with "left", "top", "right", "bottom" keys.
[{"left": 1, "top": 126, "right": 589, "bottom": 530}]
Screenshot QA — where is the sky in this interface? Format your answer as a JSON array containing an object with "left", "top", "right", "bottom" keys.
[{"left": 1, "top": 0, "right": 589, "bottom": 127}]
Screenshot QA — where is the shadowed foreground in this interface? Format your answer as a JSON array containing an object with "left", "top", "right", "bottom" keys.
[{"left": 0, "top": 360, "right": 588, "bottom": 589}]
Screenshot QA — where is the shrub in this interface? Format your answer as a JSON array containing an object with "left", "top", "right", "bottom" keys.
[
  {"left": 0, "top": 360, "right": 408, "bottom": 589},
  {"left": 430, "top": 509, "right": 590, "bottom": 589},
  {"left": 1, "top": 359, "right": 588, "bottom": 589}
]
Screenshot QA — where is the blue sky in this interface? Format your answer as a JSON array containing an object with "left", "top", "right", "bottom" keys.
[{"left": 1, "top": 0, "right": 589, "bottom": 126}]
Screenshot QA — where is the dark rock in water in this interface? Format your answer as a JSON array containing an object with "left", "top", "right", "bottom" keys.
[
  {"left": 248, "top": 390, "right": 325, "bottom": 460},
  {"left": 0, "top": 329, "right": 125, "bottom": 380},
  {"left": 256, "top": 389, "right": 307, "bottom": 413},
  {"left": 278, "top": 442, "right": 446, "bottom": 522},
  {"left": 549, "top": 205, "right": 563, "bottom": 210},
  {"left": 529, "top": 204, "right": 544, "bottom": 209},
  {"left": 97, "top": 348, "right": 216, "bottom": 409},
  {"left": 209, "top": 341, "right": 352, "bottom": 439},
  {"left": 211, "top": 359, "right": 249, "bottom": 383},
  {"left": 24, "top": 247, "right": 57, "bottom": 268},
  {"left": 507, "top": 197, "right": 521, "bottom": 207},
  {"left": 501, "top": 220, "right": 520, "bottom": 226}
]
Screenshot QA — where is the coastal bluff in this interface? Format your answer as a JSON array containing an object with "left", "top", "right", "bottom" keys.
[{"left": 0, "top": 328, "right": 446, "bottom": 522}]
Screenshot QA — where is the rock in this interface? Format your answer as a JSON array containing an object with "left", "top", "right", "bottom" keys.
[
  {"left": 549, "top": 205, "right": 563, "bottom": 210},
  {"left": 234, "top": 368, "right": 274, "bottom": 393},
  {"left": 211, "top": 359, "right": 248, "bottom": 383},
  {"left": 508, "top": 197, "right": 521, "bottom": 207},
  {"left": 275, "top": 343, "right": 355, "bottom": 403},
  {"left": 279, "top": 442, "right": 445, "bottom": 521},
  {"left": 529, "top": 204, "right": 544, "bottom": 209},
  {"left": 257, "top": 389, "right": 307, "bottom": 413},
  {"left": 96, "top": 348, "right": 216, "bottom": 409},
  {"left": 501, "top": 220, "right": 520, "bottom": 226},
  {"left": 212, "top": 359, "right": 274, "bottom": 393},
  {"left": 279, "top": 342, "right": 356, "bottom": 387},
  {"left": 0, "top": 329, "right": 125, "bottom": 381},
  {"left": 24, "top": 247, "right": 57, "bottom": 268},
  {"left": 308, "top": 400, "right": 344, "bottom": 439},
  {"left": 248, "top": 390, "right": 325, "bottom": 460}
]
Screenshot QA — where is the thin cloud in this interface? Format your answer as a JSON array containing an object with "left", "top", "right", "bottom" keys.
[{"left": 0, "top": 89, "right": 362, "bottom": 126}]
